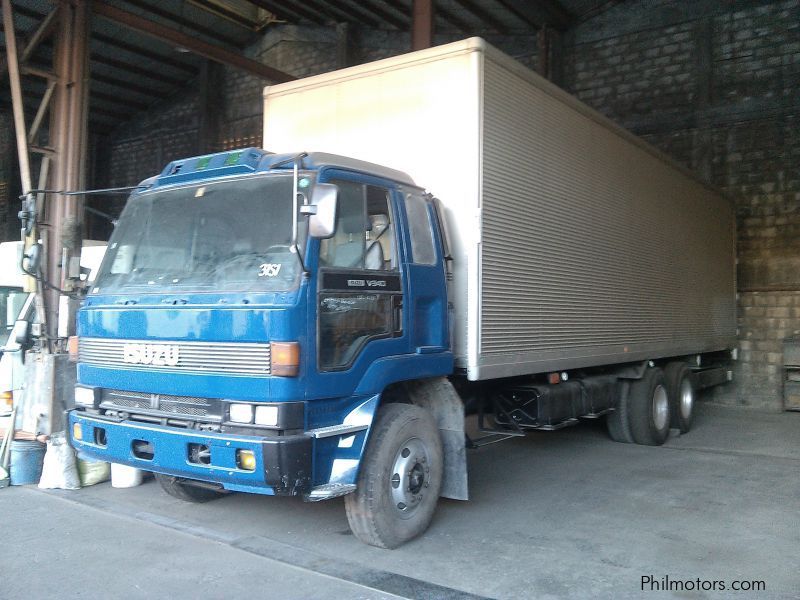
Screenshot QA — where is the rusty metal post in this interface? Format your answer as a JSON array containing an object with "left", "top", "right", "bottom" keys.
[
  {"left": 411, "top": 0, "right": 434, "bottom": 51},
  {"left": 46, "top": 0, "right": 91, "bottom": 345}
]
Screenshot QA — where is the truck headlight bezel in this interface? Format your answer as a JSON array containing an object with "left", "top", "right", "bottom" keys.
[
  {"left": 254, "top": 405, "right": 279, "bottom": 427},
  {"left": 74, "top": 385, "right": 100, "bottom": 408},
  {"left": 228, "top": 403, "right": 254, "bottom": 424},
  {"left": 223, "top": 401, "right": 304, "bottom": 430}
]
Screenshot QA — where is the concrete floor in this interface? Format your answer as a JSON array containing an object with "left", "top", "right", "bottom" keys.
[{"left": 2, "top": 401, "right": 798, "bottom": 599}]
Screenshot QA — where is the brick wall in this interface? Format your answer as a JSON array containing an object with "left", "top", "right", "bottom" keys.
[{"left": 565, "top": 0, "right": 799, "bottom": 409}]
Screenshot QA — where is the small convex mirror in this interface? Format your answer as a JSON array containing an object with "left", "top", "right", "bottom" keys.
[
  {"left": 308, "top": 183, "right": 338, "bottom": 239},
  {"left": 22, "top": 243, "right": 42, "bottom": 273},
  {"left": 13, "top": 319, "right": 31, "bottom": 347}
]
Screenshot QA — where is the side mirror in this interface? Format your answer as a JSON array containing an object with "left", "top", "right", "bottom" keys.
[
  {"left": 22, "top": 243, "right": 42, "bottom": 273},
  {"left": 307, "top": 183, "right": 338, "bottom": 239},
  {"left": 13, "top": 319, "right": 31, "bottom": 347}
]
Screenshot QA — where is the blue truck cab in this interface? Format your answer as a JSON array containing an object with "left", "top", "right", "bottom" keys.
[{"left": 69, "top": 148, "right": 462, "bottom": 548}]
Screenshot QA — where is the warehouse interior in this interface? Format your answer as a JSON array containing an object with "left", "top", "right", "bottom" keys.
[
  {"left": 2, "top": 0, "right": 797, "bottom": 410},
  {"left": 1, "top": 1, "right": 798, "bottom": 598}
]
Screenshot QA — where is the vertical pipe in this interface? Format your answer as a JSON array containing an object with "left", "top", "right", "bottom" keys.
[
  {"left": 411, "top": 0, "right": 434, "bottom": 51},
  {"left": 1, "top": 0, "right": 32, "bottom": 193},
  {"left": 47, "top": 0, "right": 91, "bottom": 344}
]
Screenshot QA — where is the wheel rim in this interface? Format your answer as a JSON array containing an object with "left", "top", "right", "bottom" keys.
[
  {"left": 390, "top": 437, "right": 430, "bottom": 519},
  {"left": 679, "top": 378, "right": 694, "bottom": 421},
  {"left": 652, "top": 384, "right": 669, "bottom": 431}
]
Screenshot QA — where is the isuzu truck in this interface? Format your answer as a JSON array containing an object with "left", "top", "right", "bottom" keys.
[{"left": 68, "top": 39, "right": 735, "bottom": 548}]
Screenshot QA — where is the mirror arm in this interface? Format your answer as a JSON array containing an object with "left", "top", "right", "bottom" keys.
[{"left": 290, "top": 160, "right": 309, "bottom": 276}]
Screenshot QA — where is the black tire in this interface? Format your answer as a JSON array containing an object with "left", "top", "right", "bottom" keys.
[
  {"left": 155, "top": 473, "right": 224, "bottom": 503},
  {"left": 606, "top": 380, "right": 635, "bottom": 443},
  {"left": 665, "top": 362, "right": 694, "bottom": 433},
  {"left": 628, "top": 367, "right": 670, "bottom": 446},
  {"left": 344, "top": 403, "right": 443, "bottom": 549}
]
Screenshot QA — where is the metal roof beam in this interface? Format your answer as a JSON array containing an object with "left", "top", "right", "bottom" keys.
[
  {"left": 495, "top": 0, "right": 574, "bottom": 30},
  {"left": 90, "top": 53, "right": 187, "bottom": 86},
  {"left": 20, "top": 6, "right": 58, "bottom": 63},
  {"left": 358, "top": 0, "right": 409, "bottom": 30},
  {"left": 5, "top": 6, "right": 197, "bottom": 77},
  {"left": 434, "top": 5, "right": 473, "bottom": 33},
  {"left": 282, "top": 0, "right": 380, "bottom": 28},
  {"left": 92, "top": 32, "right": 197, "bottom": 74},
  {"left": 242, "top": 0, "right": 326, "bottom": 25},
  {"left": 0, "top": 96, "right": 114, "bottom": 132},
  {"left": 19, "top": 76, "right": 151, "bottom": 114},
  {"left": 93, "top": 3, "right": 295, "bottom": 82},
  {"left": 116, "top": 0, "right": 244, "bottom": 48},
  {"left": 451, "top": 0, "right": 507, "bottom": 33},
  {"left": 188, "top": 0, "right": 262, "bottom": 30}
]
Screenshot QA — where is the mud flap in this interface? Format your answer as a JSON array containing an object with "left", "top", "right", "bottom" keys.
[{"left": 404, "top": 377, "right": 468, "bottom": 501}]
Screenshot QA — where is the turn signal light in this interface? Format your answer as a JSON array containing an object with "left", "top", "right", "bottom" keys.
[
  {"left": 68, "top": 336, "right": 79, "bottom": 362},
  {"left": 0, "top": 391, "right": 12, "bottom": 411},
  {"left": 270, "top": 342, "right": 300, "bottom": 377},
  {"left": 72, "top": 423, "right": 83, "bottom": 441}
]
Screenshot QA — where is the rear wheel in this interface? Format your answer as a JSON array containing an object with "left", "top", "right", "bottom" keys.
[
  {"left": 155, "top": 473, "right": 225, "bottom": 503},
  {"left": 628, "top": 367, "right": 670, "bottom": 446},
  {"left": 344, "top": 403, "right": 443, "bottom": 549},
  {"left": 665, "top": 362, "right": 695, "bottom": 433}
]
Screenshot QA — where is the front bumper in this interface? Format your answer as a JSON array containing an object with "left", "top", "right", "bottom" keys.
[{"left": 69, "top": 411, "right": 311, "bottom": 496}]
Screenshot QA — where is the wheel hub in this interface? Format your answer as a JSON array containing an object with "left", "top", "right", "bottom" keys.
[
  {"left": 652, "top": 384, "right": 669, "bottom": 431},
  {"left": 679, "top": 378, "right": 694, "bottom": 420},
  {"left": 390, "top": 437, "right": 430, "bottom": 518}
]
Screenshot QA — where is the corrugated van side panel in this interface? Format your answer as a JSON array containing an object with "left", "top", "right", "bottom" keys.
[{"left": 475, "top": 55, "right": 735, "bottom": 379}]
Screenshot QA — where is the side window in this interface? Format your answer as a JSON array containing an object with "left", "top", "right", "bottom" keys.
[
  {"left": 319, "top": 180, "right": 365, "bottom": 269},
  {"left": 318, "top": 180, "right": 400, "bottom": 371},
  {"left": 319, "top": 181, "right": 397, "bottom": 271},
  {"left": 405, "top": 193, "right": 437, "bottom": 265}
]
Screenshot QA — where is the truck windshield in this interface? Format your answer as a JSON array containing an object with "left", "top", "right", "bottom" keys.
[{"left": 94, "top": 174, "right": 307, "bottom": 294}]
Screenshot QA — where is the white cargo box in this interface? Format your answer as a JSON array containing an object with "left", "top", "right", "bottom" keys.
[{"left": 263, "top": 38, "right": 736, "bottom": 381}]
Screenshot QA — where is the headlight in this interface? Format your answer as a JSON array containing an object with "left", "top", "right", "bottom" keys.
[
  {"left": 254, "top": 405, "right": 278, "bottom": 426},
  {"left": 229, "top": 403, "right": 254, "bottom": 423},
  {"left": 74, "top": 386, "right": 97, "bottom": 407}
]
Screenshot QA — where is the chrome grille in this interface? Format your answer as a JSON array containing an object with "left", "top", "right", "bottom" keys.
[
  {"left": 79, "top": 337, "right": 271, "bottom": 375},
  {"left": 101, "top": 389, "right": 220, "bottom": 420}
]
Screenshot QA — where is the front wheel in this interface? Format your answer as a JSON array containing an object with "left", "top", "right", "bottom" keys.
[
  {"left": 344, "top": 403, "right": 443, "bottom": 549},
  {"left": 155, "top": 473, "right": 225, "bottom": 503}
]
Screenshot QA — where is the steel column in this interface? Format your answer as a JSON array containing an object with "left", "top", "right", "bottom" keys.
[
  {"left": 45, "top": 0, "right": 91, "bottom": 343},
  {"left": 411, "top": 0, "right": 434, "bottom": 51}
]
